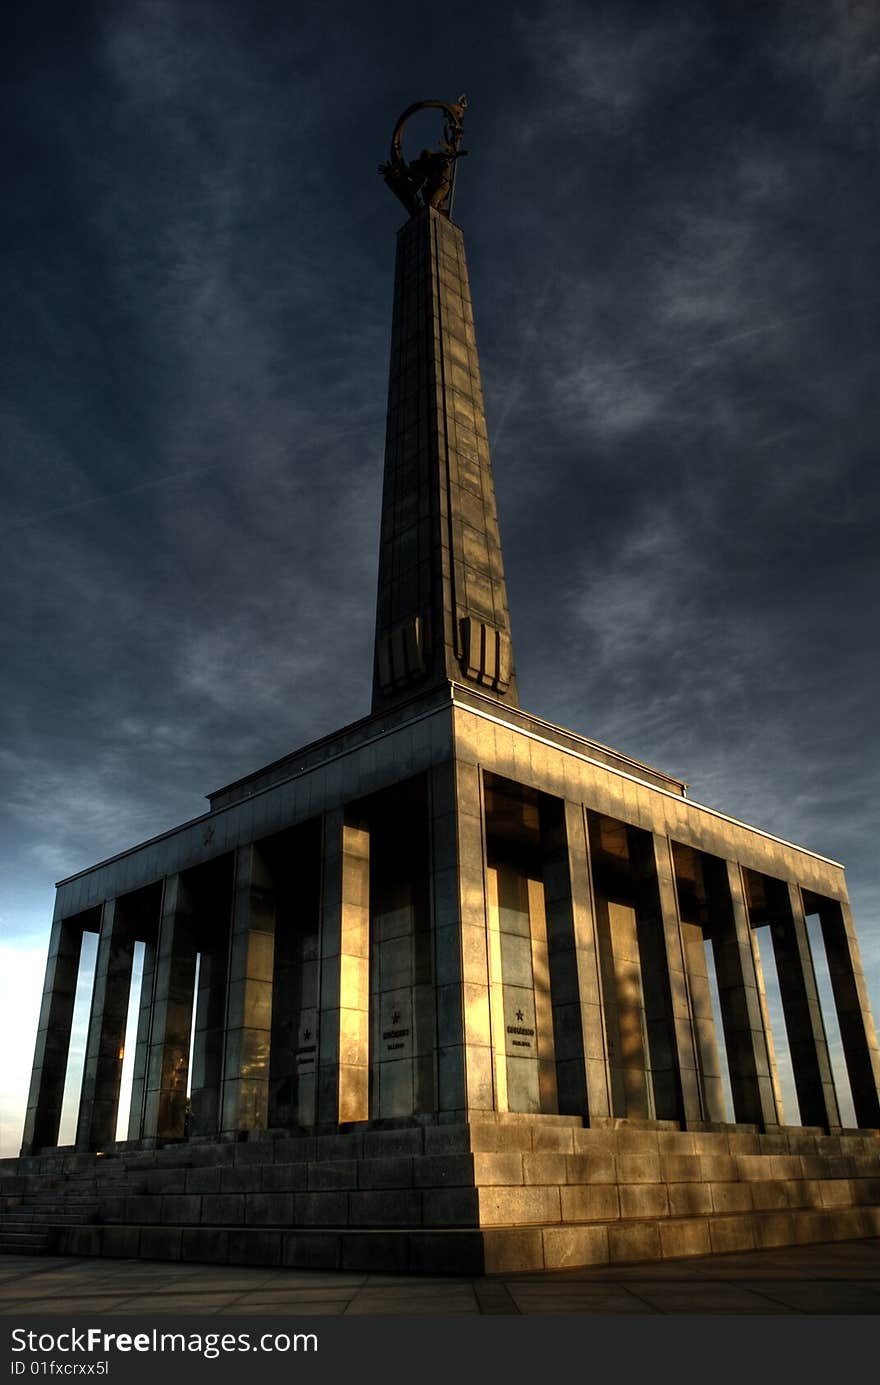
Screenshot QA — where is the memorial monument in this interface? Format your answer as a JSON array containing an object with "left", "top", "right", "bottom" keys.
[{"left": 3, "top": 100, "right": 879, "bottom": 1274}]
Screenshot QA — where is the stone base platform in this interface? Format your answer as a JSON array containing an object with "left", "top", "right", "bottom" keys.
[{"left": 3, "top": 1116, "right": 879, "bottom": 1275}]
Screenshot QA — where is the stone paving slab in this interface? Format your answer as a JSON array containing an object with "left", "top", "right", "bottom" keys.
[
  {"left": 621, "top": 1281, "right": 797, "bottom": 1313},
  {"left": 740, "top": 1280, "right": 880, "bottom": 1312},
  {"left": 0, "top": 1239, "right": 877, "bottom": 1314},
  {"left": 221, "top": 1301, "right": 348, "bottom": 1315}
]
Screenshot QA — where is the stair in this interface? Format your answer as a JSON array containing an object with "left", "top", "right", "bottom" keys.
[
  {"left": 0, "top": 1162, "right": 127, "bottom": 1256},
  {"left": 2, "top": 1117, "right": 878, "bottom": 1273}
]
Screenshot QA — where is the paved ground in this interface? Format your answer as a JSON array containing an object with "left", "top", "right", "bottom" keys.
[{"left": 0, "top": 1238, "right": 878, "bottom": 1314}]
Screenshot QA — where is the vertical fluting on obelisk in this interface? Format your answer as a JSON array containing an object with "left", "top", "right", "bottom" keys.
[{"left": 372, "top": 100, "right": 518, "bottom": 713}]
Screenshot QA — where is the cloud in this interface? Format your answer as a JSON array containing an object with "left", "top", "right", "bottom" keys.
[
  {"left": 0, "top": 941, "right": 48, "bottom": 1157},
  {"left": 0, "top": 742, "right": 189, "bottom": 881},
  {"left": 539, "top": 144, "right": 822, "bottom": 448},
  {"left": 776, "top": 0, "right": 880, "bottom": 124},
  {"left": 514, "top": 2, "right": 703, "bottom": 138}
]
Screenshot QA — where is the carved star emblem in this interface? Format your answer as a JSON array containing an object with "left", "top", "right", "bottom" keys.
[
  {"left": 303, "top": 1028, "right": 311, "bottom": 1041},
  {"left": 516, "top": 1009, "right": 524, "bottom": 1022},
  {"left": 391, "top": 1010, "right": 401, "bottom": 1025}
]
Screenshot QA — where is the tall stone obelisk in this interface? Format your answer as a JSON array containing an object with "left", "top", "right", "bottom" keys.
[{"left": 372, "top": 99, "right": 518, "bottom": 712}]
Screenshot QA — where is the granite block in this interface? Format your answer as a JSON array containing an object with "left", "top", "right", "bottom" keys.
[
  {"left": 668, "top": 1182, "right": 713, "bottom": 1216},
  {"left": 200, "top": 1193, "right": 245, "bottom": 1224},
  {"left": 608, "top": 1221, "right": 662, "bottom": 1264},
  {"left": 294, "top": 1191, "right": 348, "bottom": 1225},
  {"left": 245, "top": 1192, "right": 294, "bottom": 1225},
  {"left": 478, "top": 1185, "right": 561, "bottom": 1226},
  {"left": 348, "top": 1190, "right": 421, "bottom": 1226},
  {"left": 356, "top": 1157, "right": 414, "bottom": 1189},
  {"left": 542, "top": 1224, "right": 609, "bottom": 1269},
  {"left": 282, "top": 1230, "right": 342, "bottom": 1269},
  {"left": 619, "top": 1183, "right": 669, "bottom": 1218},
  {"left": 658, "top": 1218, "right": 711, "bottom": 1260},
  {"left": 559, "top": 1184, "right": 619, "bottom": 1222},
  {"left": 181, "top": 1227, "right": 229, "bottom": 1263},
  {"left": 227, "top": 1228, "right": 282, "bottom": 1265},
  {"left": 261, "top": 1162, "right": 309, "bottom": 1191},
  {"left": 308, "top": 1159, "right": 358, "bottom": 1191},
  {"left": 421, "top": 1187, "right": 479, "bottom": 1226}
]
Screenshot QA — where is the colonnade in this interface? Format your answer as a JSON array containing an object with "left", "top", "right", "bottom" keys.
[{"left": 22, "top": 765, "right": 880, "bottom": 1155}]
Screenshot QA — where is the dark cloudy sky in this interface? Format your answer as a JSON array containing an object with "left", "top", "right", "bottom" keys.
[{"left": 2, "top": 0, "right": 879, "bottom": 1152}]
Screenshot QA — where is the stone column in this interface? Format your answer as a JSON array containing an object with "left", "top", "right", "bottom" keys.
[
  {"left": 126, "top": 937, "right": 156, "bottom": 1141},
  {"left": 267, "top": 824, "right": 322, "bottom": 1130},
  {"left": 528, "top": 876, "right": 558, "bottom": 1114},
  {"left": 815, "top": 897, "right": 880, "bottom": 1128},
  {"left": 542, "top": 800, "right": 611, "bottom": 1122},
  {"left": 640, "top": 834, "right": 703, "bottom": 1124},
  {"left": 142, "top": 875, "right": 197, "bottom": 1141},
  {"left": 769, "top": 879, "right": 840, "bottom": 1130},
  {"left": 220, "top": 843, "right": 277, "bottom": 1134},
  {"left": 21, "top": 915, "right": 86, "bottom": 1153},
  {"left": 75, "top": 900, "right": 136, "bottom": 1150},
  {"left": 708, "top": 860, "right": 781, "bottom": 1129},
  {"left": 316, "top": 809, "right": 370, "bottom": 1125},
  {"left": 679, "top": 919, "right": 727, "bottom": 1123},
  {"left": 595, "top": 891, "right": 653, "bottom": 1119},
  {"left": 189, "top": 944, "right": 228, "bottom": 1137},
  {"left": 430, "top": 759, "right": 494, "bottom": 1118},
  {"left": 748, "top": 928, "right": 787, "bottom": 1120},
  {"left": 484, "top": 863, "right": 556, "bottom": 1116},
  {"left": 484, "top": 865, "right": 509, "bottom": 1111}
]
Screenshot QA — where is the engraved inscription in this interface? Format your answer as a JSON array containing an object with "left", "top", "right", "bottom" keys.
[
  {"left": 504, "top": 993, "right": 537, "bottom": 1056},
  {"left": 382, "top": 1006, "right": 412, "bottom": 1054},
  {"left": 383, "top": 1027, "right": 412, "bottom": 1052},
  {"left": 296, "top": 1022, "right": 316, "bottom": 1065}
]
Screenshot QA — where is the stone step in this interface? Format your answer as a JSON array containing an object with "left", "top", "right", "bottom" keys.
[
  {"left": 591, "top": 1117, "right": 683, "bottom": 1130},
  {"left": 12, "top": 1127, "right": 878, "bottom": 1182},
  {"left": 84, "top": 1164, "right": 877, "bottom": 1234},
  {"left": 71, "top": 1146, "right": 880, "bottom": 1213},
  {"left": 8, "top": 1148, "right": 878, "bottom": 1237},
  {"left": 46, "top": 1202, "right": 880, "bottom": 1275},
  {"left": 2, "top": 1176, "right": 126, "bottom": 1194},
  {"left": 21, "top": 1192, "right": 102, "bottom": 1201},
  {"left": 482, "top": 1202, "right": 880, "bottom": 1273},
  {"left": 6, "top": 1122, "right": 878, "bottom": 1277},
  {"left": 14, "top": 1203, "right": 99, "bottom": 1215},
  {"left": 1, "top": 1212, "right": 93, "bottom": 1225},
  {"left": 0, "top": 1232, "right": 49, "bottom": 1254}
]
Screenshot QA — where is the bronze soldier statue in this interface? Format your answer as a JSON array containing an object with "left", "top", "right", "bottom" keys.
[{"left": 379, "top": 96, "right": 468, "bottom": 218}]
